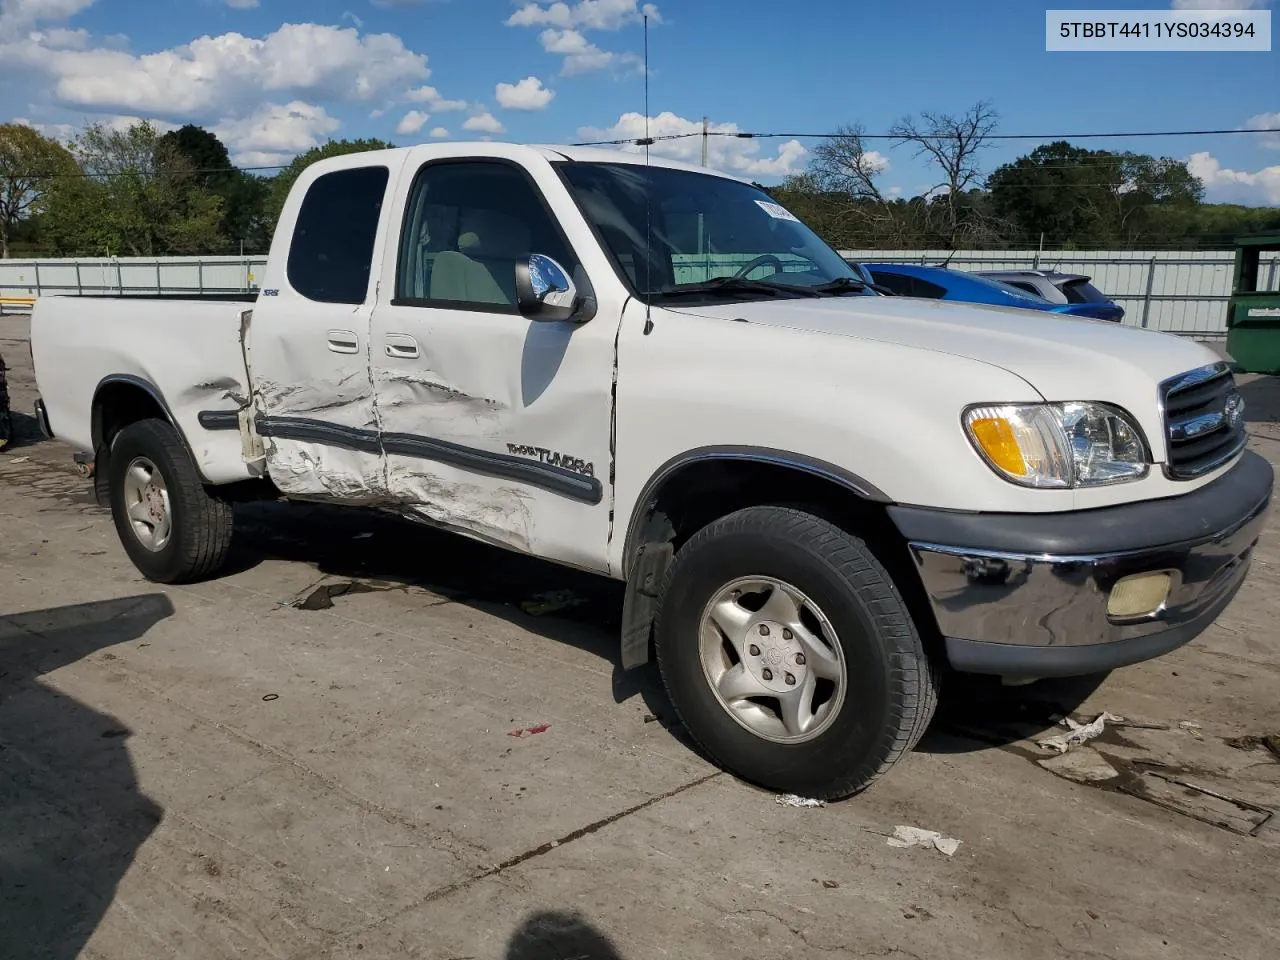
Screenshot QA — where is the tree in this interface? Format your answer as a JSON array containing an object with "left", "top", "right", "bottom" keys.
[
  {"left": 777, "top": 125, "right": 914, "bottom": 248},
  {"left": 266, "top": 138, "right": 396, "bottom": 230},
  {"left": 159, "top": 124, "right": 272, "bottom": 253},
  {"left": 41, "top": 121, "right": 224, "bottom": 257},
  {"left": 890, "top": 101, "right": 999, "bottom": 246},
  {"left": 987, "top": 141, "right": 1203, "bottom": 247},
  {"left": 0, "top": 123, "right": 77, "bottom": 258}
]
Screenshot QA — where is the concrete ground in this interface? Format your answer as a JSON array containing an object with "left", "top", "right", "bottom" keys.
[{"left": 2, "top": 314, "right": 1279, "bottom": 960}]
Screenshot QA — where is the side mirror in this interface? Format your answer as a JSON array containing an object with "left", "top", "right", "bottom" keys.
[{"left": 516, "top": 254, "right": 594, "bottom": 322}]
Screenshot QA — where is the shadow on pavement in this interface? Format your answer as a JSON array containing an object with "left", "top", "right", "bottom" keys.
[
  {"left": 0, "top": 593, "right": 175, "bottom": 960},
  {"left": 917, "top": 670, "right": 1111, "bottom": 754},
  {"left": 504, "top": 910, "right": 624, "bottom": 960},
  {"left": 226, "top": 499, "right": 680, "bottom": 724},
  {"left": 1237, "top": 373, "right": 1280, "bottom": 426}
]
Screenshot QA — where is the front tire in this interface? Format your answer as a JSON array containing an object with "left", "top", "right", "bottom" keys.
[
  {"left": 108, "top": 418, "right": 234, "bottom": 584},
  {"left": 654, "top": 506, "right": 938, "bottom": 800}
]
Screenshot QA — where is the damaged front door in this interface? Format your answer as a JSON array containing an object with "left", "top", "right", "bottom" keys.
[
  {"left": 369, "top": 156, "right": 616, "bottom": 569},
  {"left": 247, "top": 162, "right": 397, "bottom": 503}
]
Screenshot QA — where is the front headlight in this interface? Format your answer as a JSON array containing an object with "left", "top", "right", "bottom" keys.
[{"left": 963, "top": 402, "right": 1149, "bottom": 488}]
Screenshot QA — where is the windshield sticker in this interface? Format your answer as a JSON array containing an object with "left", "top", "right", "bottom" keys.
[{"left": 754, "top": 200, "right": 800, "bottom": 222}]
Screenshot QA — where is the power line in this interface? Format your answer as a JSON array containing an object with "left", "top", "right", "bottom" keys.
[
  {"left": 6, "top": 163, "right": 288, "bottom": 181},
  {"left": 571, "top": 126, "right": 1280, "bottom": 147}
]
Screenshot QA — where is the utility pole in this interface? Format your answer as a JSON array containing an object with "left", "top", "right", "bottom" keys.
[{"left": 701, "top": 116, "right": 709, "bottom": 167}]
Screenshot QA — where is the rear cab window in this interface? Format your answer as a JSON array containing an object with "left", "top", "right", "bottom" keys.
[{"left": 288, "top": 166, "right": 391, "bottom": 304}]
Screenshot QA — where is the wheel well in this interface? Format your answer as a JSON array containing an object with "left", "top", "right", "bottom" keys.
[
  {"left": 92, "top": 380, "right": 169, "bottom": 453},
  {"left": 620, "top": 457, "right": 943, "bottom": 670},
  {"left": 90, "top": 380, "right": 173, "bottom": 505}
]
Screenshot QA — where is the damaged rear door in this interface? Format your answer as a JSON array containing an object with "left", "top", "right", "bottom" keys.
[
  {"left": 246, "top": 160, "right": 400, "bottom": 503},
  {"left": 368, "top": 154, "right": 617, "bottom": 569}
]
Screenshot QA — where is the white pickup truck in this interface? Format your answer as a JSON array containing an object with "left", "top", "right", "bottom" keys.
[{"left": 30, "top": 143, "right": 1273, "bottom": 799}]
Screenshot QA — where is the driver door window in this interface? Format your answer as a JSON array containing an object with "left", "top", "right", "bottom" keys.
[{"left": 394, "top": 161, "right": 579, "bottom": 312}]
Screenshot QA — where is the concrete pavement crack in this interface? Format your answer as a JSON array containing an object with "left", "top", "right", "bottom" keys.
[
  {"left": 1010, "top": 909, "right": 1120, "bottom": 960},
  {"left": 293, "top": 770, "right": 723, "bottom": 958},
  {"left": 726, "top": 909, "right": 925, "bottom": 958}
]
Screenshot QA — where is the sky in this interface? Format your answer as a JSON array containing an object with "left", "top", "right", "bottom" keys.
[{"left": 1, "top": 0, "right": 1277, "bottom": 204}]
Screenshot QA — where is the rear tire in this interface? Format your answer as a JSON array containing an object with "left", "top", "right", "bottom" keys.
[
  {"left": 654, "top": 505, "right": 938, "bottom": 800},
  {"left": 108, "top": 418, "right": 234, "bottom": 584}
]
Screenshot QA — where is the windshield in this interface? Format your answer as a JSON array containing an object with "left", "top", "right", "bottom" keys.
[{"left": 558, "top": 161, "right": 867, "bottom": 302}]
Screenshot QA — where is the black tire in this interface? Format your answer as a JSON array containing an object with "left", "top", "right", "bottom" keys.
[
  {"left": 108, "top": 418, "right": 234, "bottom": 584},
  {"left": 654, "top": 505, "right": 938, "bottom": 800}
]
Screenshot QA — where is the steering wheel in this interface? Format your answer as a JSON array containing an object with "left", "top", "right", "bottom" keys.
[{"left": 732, "top": 254, "right": 785, "bottom": 280}]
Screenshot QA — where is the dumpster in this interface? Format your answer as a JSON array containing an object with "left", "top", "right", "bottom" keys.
[{"left": 1225, "top": 231, "right": 1280, "bottom": 374}]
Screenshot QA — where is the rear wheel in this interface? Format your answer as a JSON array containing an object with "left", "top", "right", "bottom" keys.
[
  {"left": 108, "top": 419, "right": 234, "bottom": 583},
  {"left": 655, "top": 505, "right": 937, "bottom": 800}
]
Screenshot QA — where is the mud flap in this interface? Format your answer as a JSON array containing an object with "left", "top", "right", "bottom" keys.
[
  {"left": 620, "top": 540, "right": 674, "bottom": 670},
  {"left": 0, "top": 352, "right": 11, "bottom": 450}
]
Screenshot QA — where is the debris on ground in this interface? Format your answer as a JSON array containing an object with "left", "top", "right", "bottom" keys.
[
  {"left": 1225, "top": 733, "right": 1280, "bottom": 759},
  {"left": 642, "top": 713, "right": 659, "bottom": 724},
  {"left": 1037, "top": 746, "right": 1121, "bottom": 784},
  {"left": 0, "top": 352, "right": 10, "bottom": 452},
  {"left": 1179, "top": 720, "right": 1205, "bottom": 740},
  {"left": 775, "top": 794, "right": 826, "bottom": 808},
  {"left": 1037, "top": 713, "right": 1123, "bottom": 754},
  {"left": 886, "top": 825, "right": 961, "bottom": 857},
  {"left": 520, "top": 589, "right": 588, "bottom": 616},
  {"left": 291, "top": 580, "right": 379, "bottom": 611},
  {"left": 822, "top": 879, "right": 840, "bottom": 889},
  {"left": 508, "top": 723, "right": 550, "bottom": 738}
]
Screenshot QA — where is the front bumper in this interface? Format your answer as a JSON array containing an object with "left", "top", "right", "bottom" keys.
[{"left": 890, "top": 450, "right": 1274, "bottom": 678}]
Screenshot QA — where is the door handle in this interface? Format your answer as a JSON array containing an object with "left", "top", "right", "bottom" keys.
[
  {"left": 385, "top": 333, "right": 420, "bottom": 359},
  {"left": 327, "top": 329, "right": 360, "bottom": 354}
]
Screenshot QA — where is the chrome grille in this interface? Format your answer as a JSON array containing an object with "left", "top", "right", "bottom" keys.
[{"left": 1160, "top": 362, "right": 1247, "bottom": 480}]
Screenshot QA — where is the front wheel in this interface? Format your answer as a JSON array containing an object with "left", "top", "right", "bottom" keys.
[
  {"left": 654, "top": 506, "right": 938, "bottom": 800},
  {"left": 108, "top": 418, "right": 235, "bottom": 584}
]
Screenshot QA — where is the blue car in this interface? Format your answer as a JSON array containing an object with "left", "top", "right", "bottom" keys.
[{"left": 856, "top": 262, "right": 1124, "bottom": 322}]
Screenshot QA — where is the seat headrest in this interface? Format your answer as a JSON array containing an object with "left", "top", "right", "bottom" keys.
[{"left": 456, "top": 208, "right": 531, "bottom": 260}]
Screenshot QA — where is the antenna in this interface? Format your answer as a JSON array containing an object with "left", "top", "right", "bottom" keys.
[{"left": 642, "top": 12, "right": 653, "bottom": 334}]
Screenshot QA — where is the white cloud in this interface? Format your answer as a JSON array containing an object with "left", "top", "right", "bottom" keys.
[
  {"left": 0, "top": 0, "right": 96, "bottom": 40},
  {"left": 13, "top": 116, "right": 78, "bottom": 142},
  {"left": 577, "top": 112, "right": 810, "bottom": 179},
  {"left": 1170, "top": 1, "right": 1270, "bottom": 9},
  {"left": 404, "top": 85, "right": 467, "bottom": 111},
  {"left": 539, "top": 28, "right": 628, "bottom": 75},
  {"left": 396, "top": 109, "right": 430, "bottom": 135},
  {"left": 1246, "top": 111, "right": 1280, "bottom": 149},
  {"left": 509, "top": 2, "right": 654, "bottom": 75},
  {"left": 495, "top": 76, "right": 554, "bottom": 110},
  {"left": 507, "top": 0, "right": 661, "bottom": 31},
  {"left": 213, "top": 100, "right": 340, "bottom": 166},
  {"left": 4, "top": 23, "right": 429, "bottom": 122},
  {"left": 224, "top": 0, "right": 259, "bottom": 9},
  {"left": 1187, "top": 151, "right": 1280, "bottom": 205},
  {"left": 463, "top": 111, "right": 506, "bottom": 135},
  {"left": 429, "top": 126, "right": 449, "bottom": 138}
]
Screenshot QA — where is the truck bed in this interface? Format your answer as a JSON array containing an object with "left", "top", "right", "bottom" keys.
[{"left": 30, "top": 295, "right": 258, "bottom": 484}]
